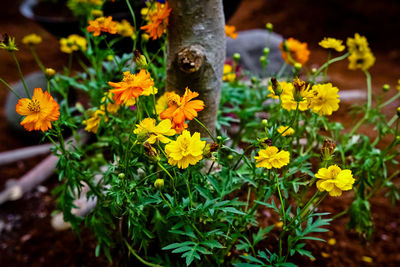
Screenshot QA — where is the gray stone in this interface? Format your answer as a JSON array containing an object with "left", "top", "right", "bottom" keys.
[
  {"left": 226, "top": 29, "right": 288, "bottom": 76},
  {"left": 5, "top": 71, "right": 47, "bottom": 133}
]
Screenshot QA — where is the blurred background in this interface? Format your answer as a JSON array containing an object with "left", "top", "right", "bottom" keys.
[{"left": 1, "top": 0, "right": 399, "bottom": 266}]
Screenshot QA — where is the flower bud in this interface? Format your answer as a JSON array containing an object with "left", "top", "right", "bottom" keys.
[
  {"left": 141, "top": 33, "right": 149, "bottom": 42},
  {"left": 271, "top": 77, "right": 282, "bottom": 96},
  {"left": 262, "top": 119, "right": 268, "bottom": 126},
  {"left": 282, "top": 40, "right": 290, "bottom": 52},
  {"left": 134, "top": 50, "right": 148, "bottom": 69},
  {"left": 294, "top": 62, "right": 302, "bottom": 71},
  {"left": 143, "top": 142, "right": 159, "bottom": 162},
  {"left": 260, "top": 138, "right": 272, "bottom": 146},
  {"left": 396, "top": 136, "right": 400, "bottom": 143},
  {"left": 382, "top": 84, "right": 390, "bottom": 92},
  {"left": 260, "top": 56, "right": 267, "bottom": 67},
  {"left": 154, "top": 179, "right": 164, "bottom": 189},
  {"left": 251, "top": 76, "right": 258, "bottom": 84},
  {"left": 227, "top": 154, "right": 234, "bottom": 160},
  {"left": 217, "top": 135, "right": 223, "bottom": 141},
  {"left": 293, "top": 78, "right": 306, "bottom": 102},
  {"left": 91, "top": 9, "right": 103, "bottom": 18},
  {"left": 321, "top": 139, "right": 336, "bottom": 162},
  {"left": 0, "top": 33, "right": 18, "bottom": 52},
  {"left": 118, "top": 173, "right": 125, "bottom": 179},
  {"left": 233, "top": 53, "right": 240, "bottom": 62},
  {"left": 311, "top": 67, "right": 317, "bottom": 74},
  {"left": 265, "top": 22, "right": 273, "bottom": 32},
  {"left": 45, "top": 68, "right": 56, "bottom": 79},
  {"left": 263, "top": 47, "right": 270, "bottom": 56},
  {"left": 106, "top": 54, "right": 114, "bottom": 61},
  {"left": 397, "top": 107, "right": 400, "bottom": 117}
]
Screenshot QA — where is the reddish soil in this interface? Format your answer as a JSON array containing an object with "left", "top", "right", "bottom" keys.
[{"left": 1, "top": 0, "right": 399, "bottom": 266}]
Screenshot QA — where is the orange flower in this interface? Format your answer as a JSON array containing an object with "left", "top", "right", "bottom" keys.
[
  {"left": 87, "top": 16, "right": 118, "bottom": 36},
  {"left": 140, "top": 2, "right": 171, "bottom": 40},
  {"left": 225, "top": 25, "right": 238, "bottom": 39},
  {"left": 279, "top": 37, "right": 310, "bottom": 65},
  {"left": 160, "top": 87, "right": 204, "bottom": 133},
  {"left": 108, "top": 69, "right": 154, "bottom": 105},
  {"left": 15, "top": 88, "right": 60, "bottom": 132}
]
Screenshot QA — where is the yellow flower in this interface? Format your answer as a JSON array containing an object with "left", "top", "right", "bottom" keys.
[
  {"left": 117, "top": 19, "right": 135, "bottom": 38},
  {"left": 83, "top": 109, "right": 106, "bottom": 133},
  {"left": 142, "top": 86, "right": 158, "bottom": 96},
  {"left": 254, "top": 146, "right": 290, "bottom": 169},
  {"left": 279, "top": 38, "right": 310, "bottom": 65},
  {"left": 100, "top": 92, "right": 119, "bottom": 114},
  {"left": 15, "top": 88, "right": 60, "bottom": 132},
  {"left": 22, "top": 33, "right": 42, "bottom": 46},
  {"left": 318, "top": 37, "right": 345, "bottom": 52},
  {"left": 165, "top": 130, "right": 206, "bottom": 169},
  {"left": 134, "top": 118, "right": 176, "bottom": 144},
  {"left": 87, "top": 16, "right": 118, "bottom": 36},
  {"left": 267, "top": 81, "right": 291, "bottom": 99},
  {"left": 280, "top": 81, "right": 311, "bottom": 111},
  {"left": 223, "top": 64, "right": 236, "bottom": 82},
  {"left": 59, "top": 34, "right": 87, "bottom": 54},
  {"left": 225, "top": 25, "right": 238, "bottom": 39},
  {"left": 348, "top": 51, "right": 375, "bottom": 71},
  {"left": 277, "top": 126, "right": 294, "bottom": 136},
  {"left": 156, "top": 92, "right": 169, "bottom": 115},
  {"left": 108, "top": 69, "right": 154, "bottom": 105},
  {"left": 309, "top": 83, "right": 340, "bottom": 116},
  {"left": 346, "top": 33, "right": 375, "bottom": 71},
  {"left": 315, "top": 165, "right": 355, "bottom": 197}
]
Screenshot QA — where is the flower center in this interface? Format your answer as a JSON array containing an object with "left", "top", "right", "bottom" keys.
[
  {"left": 180, "top": 139, "right": 190, "bottom": 156},
  {"left": 28, "top": 99, "right": 41, "bottom": 113}
]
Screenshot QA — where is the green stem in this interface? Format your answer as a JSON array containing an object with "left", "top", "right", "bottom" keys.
[
  {"left": 186, "top": 169, "right": 193, "bottom": 208},
  {"left": 323, "top": 51, "right": 331, "bottom": 82},
  {"left": 313, "top": 52, "right": 350, "bottom": 78},
  {"left": 232, "top": 144, "right": 254, "bottom": 170},
  {"left": 125, "top": 0, "right": 137, "bottom": 50},
  {"left": 276, "top": 173, "right": 285, "bottom": 258},
  {"left": 193, "top": 117, "right": 217, "bottom": 142},
  {"left": 380, "top": 92, "right": 400, "bottom": 108},
  {"left": 364, "top": 70, "right": 372, "bottom": 111},
  {"left": 67, "top": 53, "right": 73, "bottom": 76},
  {"left": 349, "top": 116, "right": 367, "bottom": 135},
  {"left": 157, "top": 161, "right": 175, "bottom": 181},
  {"left": 11, "top": 51, "right": 30, "bottom": 98},
  {"left": 0, "top": 77, "right": 21, "bottom": 98},
  {"left": 29, "top": 46, "right": 45, "bottom": 72},
  {"left": 124, "top": 239, "right": 163, "bottom": 267}
]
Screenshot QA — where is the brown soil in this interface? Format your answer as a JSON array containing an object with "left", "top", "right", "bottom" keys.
[{"left": 1, "top": 0, "right": 399, "bottom": 266}]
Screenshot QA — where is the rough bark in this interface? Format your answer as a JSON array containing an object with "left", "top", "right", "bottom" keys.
[{"left": 166, "top": 0, "right": 225, "bottom": 137}]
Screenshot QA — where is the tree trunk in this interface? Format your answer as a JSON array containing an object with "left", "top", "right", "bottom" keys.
[{"left": 166, "top": 0, "right": 225, "bottom": 137}]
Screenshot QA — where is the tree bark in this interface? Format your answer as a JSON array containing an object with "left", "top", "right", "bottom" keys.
[{"left": 166, "top": 0, "right": 225, "bottom": 137}]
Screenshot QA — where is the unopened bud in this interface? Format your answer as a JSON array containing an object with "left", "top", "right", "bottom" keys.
[
  {"left": 45, "top": 68, "right": 56, "bottom": 79},
  {"left": 134, "top": 50, "right": 148, "bottom": 68},
  {"left": 397, "top": 107, "right": 400, "bottom": 117},
  {"left": 382, "top": 84, "right": 390, "bottom": 92},
  {"left": 143, "top": 142, "right": 159, "bottom": 161},
  {"left": 260, "top": 138, "right": 273, "bottom": 147},
  {"left": 263, "top": 47, "right": 270, "bottom": 56},
  {"left": 233, "top": 53, "right": 240, "bottom": 62},
  {"left": 251, "top": 76, "right": 258, "bottom": 84},
  {"left": 294, "top": 62, "right": 302, "bottom": 71},
  {"left": 311, "top": 67, "right": 317, "bottom": 74},
  {"left": 260, "top": 56, "right": 267, "bottom": 67},
  {"left": 282, "top": 40, "right": 290, "bottom": 52},
  {"left": 118, "top": 173, "right": 125, "bottom": 179},
  {"left": 396, "top": 136, "right": 400, "bottom": 143},
  {"left": 262, "top": 119, "right": 268, "bottom": 126},
  {"left": 265, "top": 22, "right": 273, "bottom": 32},
  {"left": 271, "top": 77, "right": 282, "bottom": 96},
  {"left": 154, "top": 179, "right": 164, "bottom": 189},
  {"left": 91, "top": 9, "right": 103, "bottom": 18},
  {"left": 227, "top": 154, "right": 234, "bottom": 160},
  {"left": 293, "top": 78, "right": 306, "bottom": 102},
  {"left": 141, "top": 33, "right": 149, "bottom": 42},
  {"left": 321, "top": 139, "right": 336, "bottom": 161},
  {"left": 106, "top": 54, "right": 114, "bottom": 61},
  {"left": 217, "top": 135, "right": 223, "bottom": 141}
]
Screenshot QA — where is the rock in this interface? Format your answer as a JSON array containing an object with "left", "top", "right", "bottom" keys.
[
  {"left": 226, "top": 29, "right": 288, "bottom": 76},
  {"left": 5, "top": 71, "right": 47, "bottom": 133}
]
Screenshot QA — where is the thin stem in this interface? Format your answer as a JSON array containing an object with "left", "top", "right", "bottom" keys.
[
  {"left": 380, "top": 92, "right": 400, "bottom": 108},
  {"left": 186, "top": 169, "right": 193, "bottom": 208},
  {"left": 124, "top": 239, "right": 162, "bottom": 267},
  {"left": 157, "top": 161, "right": 175, "bottom": 181},
  {"left": 0, "top": 77, "right": 21, "bottom": 98},
  {"left": 29, "top": 46, "right": 45, "bottom": 72},
  {"left": 125, "top": 0, "right": 137, "bottom": 50},
  {"left": 276, "top": 173, "right": 285, "bottom": 258},
  {"left": 67, "top": 53, "right": 73, "bottom": 76},
  {"left": 232, "top": 144, "right": 254, "bottom": 170},
  {"left": 193, "top": 117, "right": 217, "bottom": 142},
  {"left": 323, "top": 51, "right": 331, "bottom": 82},
  {"left": 364, "top": 70, "right": 372, "bottom": 111},
  {"left": 313, "top": 52, "right": 350, "bottom": 78},
  {"left": 11, "top": 51, "right": 30, "bottom": 98},
  {"left": 349, "top": 116, "right": 367, "bottom": 135}
]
